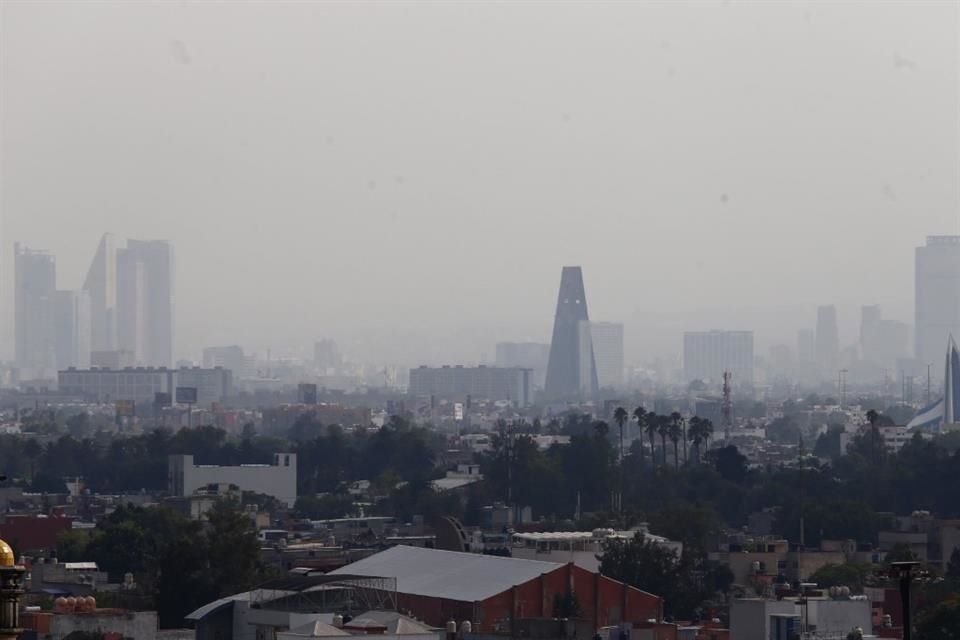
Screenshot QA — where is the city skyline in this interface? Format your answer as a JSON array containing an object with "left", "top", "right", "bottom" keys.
[{"left": 2, "top": 1, "right": 957, "bottom": 365}]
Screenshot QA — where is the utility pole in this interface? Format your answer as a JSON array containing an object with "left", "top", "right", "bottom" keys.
[
  {"left": 798, "top": 436, "right": 805, "bottom": 549},
  {"left": 927, "top": 364, "right": 932, "bottom": 404}
]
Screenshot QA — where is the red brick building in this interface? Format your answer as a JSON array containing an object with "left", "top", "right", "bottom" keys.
[
  {"left": 0, "top": 515, "right": 72, "bottom": 553},
  {"left": 330, "top": 545, "right": 662, "bottom": 633}
]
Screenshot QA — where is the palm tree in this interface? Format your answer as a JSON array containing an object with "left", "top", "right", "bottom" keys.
[
  {"left": 632, "top": 406, "right": 647, "bottom": 466},
  {"left": 645, "top": 412, "right": 659, "bottom": 466},
  {"left": 613, "top": 407, "right": 628, "bottom": 464},
  {"left": 657, "top": 414, "right": 671, "bottom": 466},
  {"left": 688, "top": 416, "right": 713, "bottom": 464},
  {"left": 668, "top": 412, "right": 683, "bottom": 469}
]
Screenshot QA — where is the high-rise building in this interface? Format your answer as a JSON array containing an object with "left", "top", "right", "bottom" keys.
[
  {"left": 544, "top": 266, "right": 598, "bottom": 400},
  {"left": 796, "top": 329, "right": 816, "bottom": 363},
  {"left": 815, "top": 305, "right": 839, "bottom": 373},
  {"left": 54, "top": 290, "right": 91, "bottom": 370},
  {"left": 859, "top": 305, "right": 910, "bottom": 371},
  {"left": 915, "top": 236, "right": 960, "bottom": 368},
  {"left": 682, "top": 330, "right": 754, "bottom": 384},
  {"left": 495, "top": 342, "right": 550, "bottom": 389},
  {"left": 117, "top": 239, "right": 174, "bottom": 367},
  {"left": 582, "top": 322, "right": 624, "bottom": 389},
  {"left": 83, "top": 233, "right": 119, "bottom": 352},
  {"left": 14, "top": 243, "right": 57, "bottom": 380}
]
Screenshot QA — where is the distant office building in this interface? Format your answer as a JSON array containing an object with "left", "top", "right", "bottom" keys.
[
  {"left": 58, "top": 367, "right": 173, "bottom": 403},
  {"left": 860, "top": 305, "right": 910, "bottom": 370},
  {"left": 683, "top": 330, "right": 754, "bottom": 384},
  {"left": 169, "top": 453, "right": 297, "bottom": 506},
  {"left": 117, "top": 239, "right": 175, "bottom": 367},
  {"left": 14, "top": 243, "right": 58, "bottom": 380},
  {"left": 314, "top": 339, "right": 342, "bottom": 371},
  {"left": 408, "top": 365, "right": 532, "bottom": 406},
  {"left": 544, "top": 266, "right": 598, "bottom": 400},
  {"left": 58, "top": 366, "right": 230, "bottom": 404},
  {"left": 916, "top": 236, "right": 960, "bottom": 367},
  {"left": 815, "top": 305, "right": 839, "bottom": 373},
  {"left": 83, "top": 233, "right": 119, "bottom": 352},
  {"left": 796, "top": 329, "right": 816, "bottom": 363},
  {"left": 175, "top": 367, "right": 234, "bottom": 405},
  {"left": 495, "top": 342, "right": 549, "bottom": 389},
  {"left": 202, "top": 345, "right": 246, "bottom": 376},
  {"left": 54, "top": 290, "right": 91, "bottom": 370},
  {"left": 583, "top": 322, "right": 624, "bottom": 389}
]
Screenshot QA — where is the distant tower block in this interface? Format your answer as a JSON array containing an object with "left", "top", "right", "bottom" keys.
[{"left": 544, "top": 266, "right": 599, "bottom": 400}]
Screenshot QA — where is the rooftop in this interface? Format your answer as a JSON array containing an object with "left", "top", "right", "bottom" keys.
[{"left": 330, "top": 545, "right": 563, "bottom": 602}]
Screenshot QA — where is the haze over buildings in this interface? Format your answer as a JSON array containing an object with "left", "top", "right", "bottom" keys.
[{"left": 1, "top": 2, "right": 957, "bottom": 365}]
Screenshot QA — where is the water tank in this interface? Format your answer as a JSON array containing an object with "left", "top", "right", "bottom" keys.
[
  {"left": 829, "top": 586, "right": 839, "bottom": 598},
  {"left": 460, "top": 621, "right": 472, "bottom": 634},
  {"left": 446, "top": 620, "right": 457, "bottom": 634},
  {"left": 840, "top": 586, "right": 851, "bottom": 598},
  {"left": 333, "top": 614, "right": 344, "bottom": 628},
  {"left": 54, "top": 598, "right": 67, "bottom": 612}
]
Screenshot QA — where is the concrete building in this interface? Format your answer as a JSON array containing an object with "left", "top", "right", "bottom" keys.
[
  {"left": 117, "top": 239, "right": 175, "bottom": 367},
  {"left": 916, "top": 236, "right": 960, "bottom": 368},
  {"left": 176, "top": 367, "right": 234, "bottom": 405},
  {"left": 330, "top": 545, "right": 662, "bottom": 632},
  {"left": 54, "top": 290, "right": 91, "bottom": 370},
  {"left": 15, "top": 243, "right": 58, "bottom": 381},
  {"left": 57, "top": 366, "right": 231, "bottom": 404},
  {"left": 815, "top": 305, "right": 840, "bottom": 375},
  {"left": 168, "top": 453, "right": 297, "bottom": 506},
  {"left": 510, "top": 528, "right": 681, "bottom": 572},
  {"left": 23, "top": 607, "right": 158, "bottom": 640},
  {"left": 58, "top": 367, "right": 172, "bottom": 403},
  {"left": 730, "top": 597, "right": 871, "bottom": 640},
  {"left": 544, "top": 266, "right": 599, "bottom": 400},
  {"left": 314, "top": 339, "right": 342, "bottom": 372},
  {"left": 683, "top": 331, "right": 754, "bottom": 384},
  {"left": 584, "top": 322, "right": 624, "bottom": 389},
  {"left": 408, "top": 366, "right": 532, "bottom": 406},
  {"left": 83, "top": 233, "right": 119, "bottom": 353},
  {"left": 495, "top": 342, "right": 550, "bottom": 389},
  {"left": 203, "top": 345, "right": 246, "bottom": 377}
]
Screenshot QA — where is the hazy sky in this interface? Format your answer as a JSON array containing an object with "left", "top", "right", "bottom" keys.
[{"left": 1, "top": 1, "right": 958, "bottom": 365}]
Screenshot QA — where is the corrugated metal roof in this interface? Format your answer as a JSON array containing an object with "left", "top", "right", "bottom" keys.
[{"left": 330, "top": 545, "right": 563, "bottom": 602}]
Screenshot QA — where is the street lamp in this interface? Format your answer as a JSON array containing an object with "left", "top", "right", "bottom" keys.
[{"left": 890, "top": 561, "right": 921, "bottom": 640}]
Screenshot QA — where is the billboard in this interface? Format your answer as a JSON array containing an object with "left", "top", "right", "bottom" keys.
[
  {"left": 176, "top": 386, "right": 198, "bottom": 404},
  {"left": 114, "top": 400, "right": 135, "bottom": 417},
  {"left": 154, "top": 392, "right": 172, "bottom": 408}
]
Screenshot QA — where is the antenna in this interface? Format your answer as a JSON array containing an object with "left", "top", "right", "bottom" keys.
[{"left": 721, "top": 371, "right": 733, "bottom": 441}]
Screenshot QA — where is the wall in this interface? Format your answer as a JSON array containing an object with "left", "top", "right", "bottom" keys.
[
  {"left": 807, "top": 599, "right": 872, "bottom": 635},
  {"left": 169, "top": 454, "right": 297, "bottom": 506},
  {"left": 729, "top": 600, "right": 795, "bottom": 640},
  {"left": 47, "top": 610, "right": 158, "bottom": 640}
]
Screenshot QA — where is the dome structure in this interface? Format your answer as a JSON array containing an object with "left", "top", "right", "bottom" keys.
[{"left": 0, "top": 540, "right": 13, "bottom": 568}]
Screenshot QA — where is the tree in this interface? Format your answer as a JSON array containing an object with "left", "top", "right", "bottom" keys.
[
  {"left": 632, "top": 406, "right": 647, "bottom": 466},
  {"left": 644, "top": 412, "right": 660, "bottom": 466},
  {"left": 807, "top": 563, "right": 872, "bottom": 593},
  {"left": 947, "top": 548, "right": 960, "bottom": 580},
  {"left": 916, "top": 598, "right": 960, "bottom": 640},
  {"left": 668, "top": 413, "right": 683, "bottom": 470},
  {"left": 613, "top": 407, "right": 628, "bottom": 464},
  {"left": 707, "top": 446, "right": 748, "bottom": 484},
  {"left": 688, "top": 417, "right": 713, "bottom": 463},
  {"left": 205, "top": 499, "right": 263, "bottom": 598},
  {"left": 657, "top": 415, "right": 671, "bottom": 466}
]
